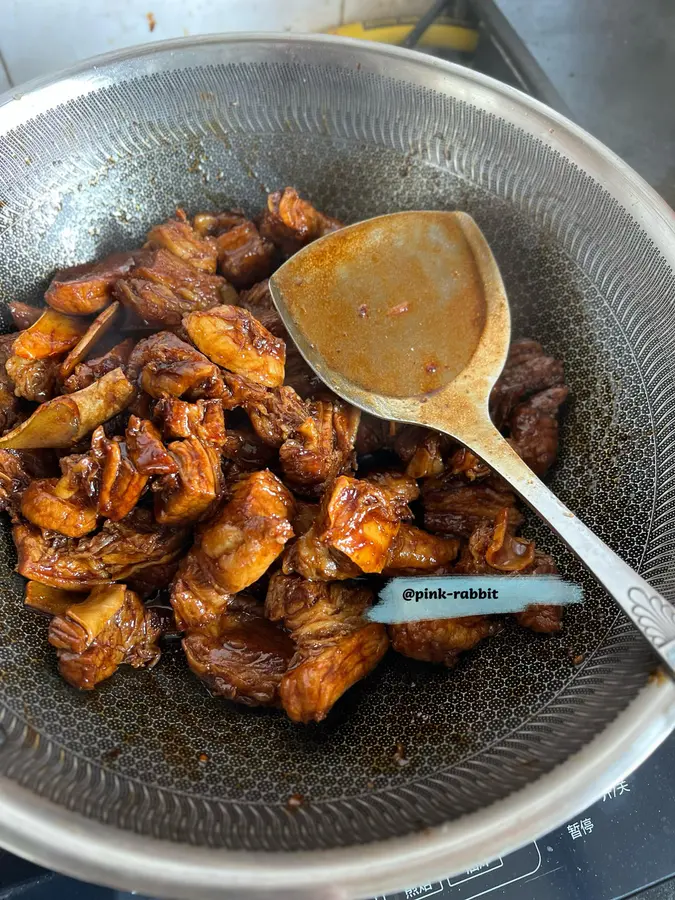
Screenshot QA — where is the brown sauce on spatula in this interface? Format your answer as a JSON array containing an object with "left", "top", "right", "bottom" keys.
[{"left": 271, "top": 211, "right": 487, "bottom": 398}]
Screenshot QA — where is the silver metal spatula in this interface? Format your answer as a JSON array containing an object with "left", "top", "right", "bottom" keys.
[{"left": 269, "top": 210, "right": 675, "bottom": 676}]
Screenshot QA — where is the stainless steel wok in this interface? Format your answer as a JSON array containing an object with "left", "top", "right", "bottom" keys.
[{"left": 0, "top": 34, "right": 674, "bottom": 900}]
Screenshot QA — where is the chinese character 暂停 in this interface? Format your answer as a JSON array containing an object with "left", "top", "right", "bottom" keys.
[
  {"left": 567, "top": 822, "right": 582, "bottom": 840},
  {"left": 580, "top": 818, "right": 593, "bottom": 834}
]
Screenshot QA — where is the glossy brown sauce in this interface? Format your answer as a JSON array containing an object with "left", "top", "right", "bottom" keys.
[{"left": 273, "top": 212, "right": 487, "bottom": 398}]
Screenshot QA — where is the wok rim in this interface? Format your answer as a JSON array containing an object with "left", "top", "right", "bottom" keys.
[{"left": 0, "top": 33, "right": 674, "bottom": 898}]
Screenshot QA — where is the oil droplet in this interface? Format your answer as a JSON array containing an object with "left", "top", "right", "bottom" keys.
[{"left": 286, "top": 793, "right": 304, "bottom": 810}]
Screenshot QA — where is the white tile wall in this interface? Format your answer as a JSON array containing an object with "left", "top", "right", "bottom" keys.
[
  {"left": 343, "top": 0, "right": 428, "bottom": 19},
  {"left": 0, "top": 0, "right": 344, "bottom": 86},
  {"left": 0, "top": 0, "right": 434, "bottom": 89},
  {"left": 0, "top": 60, "right": 10, "bottom": 95}
]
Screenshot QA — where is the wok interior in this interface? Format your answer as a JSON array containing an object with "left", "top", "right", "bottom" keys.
[{"left": 0, "top": 70, "right": 658, "bottom": 850}]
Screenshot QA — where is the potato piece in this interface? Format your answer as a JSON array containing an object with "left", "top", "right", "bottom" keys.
[
  {"left": 184, "top": 305, "right": 285, "bottom": 387},
  {"left": 21, "top": 477, "right": 98, "bottom": 537},
  {"left": 59, "top": 301, "right": 120, "bottom": 380},
  {"left": 45, "top": 251, "right": 137, "bottom": 315},
  {"left": 0, "top": 368, "right": 134, "bottom": 450},
  {"left": 12, "top": 309, "right": 89, "bottom": 360}
]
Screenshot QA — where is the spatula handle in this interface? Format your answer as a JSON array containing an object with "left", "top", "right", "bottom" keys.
[{"left": 450, "top": 420, "right": 675, "bottom": 676}]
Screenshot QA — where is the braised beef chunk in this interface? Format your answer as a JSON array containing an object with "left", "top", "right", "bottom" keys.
[
  {"left": 170, "top": 549, "right": 234, "bottom": 631},
  {"left": 215, "top": 221, "right": 275, "bottom": 288},
  {"left": 283, "top": 474, "right": 407, "bottom": 580},
  {"left": 188, "top": 469, "right": 295, "bottom": 595},
  {"left": 236, "top": 280, "right": 284, "bottom": 336},
  {"left": 89, "top": 426, "right": 148, "bottom": 522},
  {"left": 49, "top": 584, "right": 165, "bottom": 689},
  {"left": 15, "top": 508, "right": 190, "bottom": 591},
  {"left": 153, "top": 437, "right": 223, "bottom": 525},
  {"left": 126, "top": 332, "right": 222, "bottom": 399},
  {"left": 6, "top": 355, "right": 59, "bottom": 403},
  {"left": 3, "top": 190, "right": 570, "bottom": 715},
  {"left": 125, "top": 415, "right": 178, "bottom": 474},
  {"left": 115, "top": 249, "right": 228, "bottom": 328},
  {"left": 490, "top": 338, "right": 565, "bottom": 429},
  {"left": 193, "top": 209, "right": 247, "bottom": 237},
  {"left": 422, "top": 473, "right": 523, "bottom": 538},
  {"left": 355, "top": 414, "right": 398, "bottom": 456},
  {"left": 259, "top": 187, "right": 342, "bottom": 256},
  {"left": 448, "top": 446, "right": 491, "bottom": 482},
  {"left": 454, "top": 511, "right": 562, "bottom": 633},
  {"left": 146, "top": 211, "right": 219, "bottom": 273},
  {"left": 382, "top": 524, "right": 459, "bottom": 576},
  {"left": 508, "top": 385, "right": 568, "bottom": 477},
  {"left": 220, "top": 372, "right": 308, "bottom": 447},
  {"left": 9, "top": 301, "right": 43, "bottom": 330},
  {"left": 389, "top": 617, "right": 502, "bottom": 667},
  {"left": 279, "top": 400, "right": 360, "bottom": 495},
  {"left": 62, "top": 338, "right": 135, "bottom": 394},
  {"left": 184, "top": 305, "right": 286, "bottom": 388},
  {"left": 20, "top": 475, "right": 98, "bottom": 537},
  {"left": 183, "top": 603, "right": 295, "bottom": 707},
  {"left": 0, "top": 335, "right": 20, "bottom": 435},
  {"left": 365, "top": 469, "right": 420, "bottom": 505},
  {"left": 0, "top": 450, "right": 33, "bottom": 520},
  {"left": 221, "top": 426, "right": 277, "bottom": 469},
  {"left": 153, "top": 398, "right": 226, "bottom": 446},
  {"left": 45, "top": 251, "right": 137, "bottom": 315},
  {"left": 394, "top": 425, "right": 449, "bottom": 479},
  {"left": 265, "top": 573, "right": 388, "bottom": 723}
]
